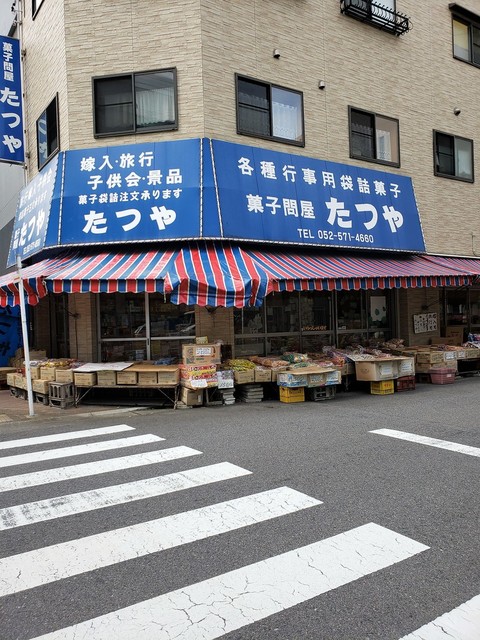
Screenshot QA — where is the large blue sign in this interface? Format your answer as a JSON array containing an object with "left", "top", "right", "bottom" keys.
[
  {"left": 211, "top": 140, "right": 426, "bottom": 252},
  {"left": 0, "top": 36, "right": 24, "bottom": 165},
  {"left": 60, "top": 139, "right": 202, "bottom": 246},
  {"left": 7, "top": 155, "right": 60, "bottom": 267}
]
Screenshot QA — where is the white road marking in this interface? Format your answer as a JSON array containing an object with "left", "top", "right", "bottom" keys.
[
  {"left": 0, "top": 462, "right": 251, "bottom": 530},
  {"left": 370, "top": 429, "right": 480, "bottom": 458},
  {"left": 31, "top": 523, "right": 428, "bottom": 640},
  {"left": 0, "top": 434, "right": 164, "bottom": 469},
  {"left": 399, "top": 592, "right": 480, "bottom": 639},
  {"left": 0, "top": 446, "right": 202, "bottom": 492},
  {"left": 0, "top": 424, "right": 135, "bottom": 451},
  {"left": 0, "top": 486, "right": 321, "bottom": 596}
]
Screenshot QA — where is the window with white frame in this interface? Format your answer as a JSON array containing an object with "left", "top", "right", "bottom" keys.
[{"left": 93, "top": 69, "right": 177, "bottom": 136}]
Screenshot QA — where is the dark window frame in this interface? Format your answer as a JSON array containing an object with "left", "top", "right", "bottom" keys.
[
  {"left": 235, "top": 74, "right": 305, "bottom": 147},
  {"left": 348, "top": 106, "right": 400, "bottom": 168},
  {"left": 433, "top": 130, "right": 474, "bottom": 183},
  {"left": 32, "top": 0, "right": 45, "bottom": 19},
  {"left": 450, "top": 4, "right": 480, "bottom": 68},
  {"left": 92, "top": 68, "right": 178, "bottom": 138},
  {"left": 36, "top": 93, "right": 60, "bottom": 170}
]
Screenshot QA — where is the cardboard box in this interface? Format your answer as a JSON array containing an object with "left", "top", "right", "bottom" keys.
[
  {"left": 116, "top": 370, "right": 138, "bottom": 385},
  {"left": 137, "top": 372, "right": 158, "bottom": 386},
  {"left": 355, "top": 360, "right": 396, "bottom": 381},
  {"left": 415, "top": 362, "right": 433, "bottom": 373},
  {"left": 307, "top": 372, "right": 326, "bottom": 387},
  {"left": 396, "top": 357, "right": 415, "bottom": 376},
  {"left": 33, "top": 379, "right": 50, "bottom": 394},
  {"left": 14, "top": 374, "right": 26, "bottom": 389},
  {"left": 156, "top": 366, "right": 180, "bottom": 386},
  {"left": 276, "top": 372, "right": 308, "bottom": 387},
  {"left": 325, "top": 369, "right": 342, "bottom": 385},
  {"left": 464, "top": 348, "right": 480, "bottom": 359},
  {"left": 446, "top": 326, "right": 464, "bottom": 345},
  {"left": 73, "top": 372, "right": 97, "bottom": 386},
  {"left": 28, "top": 365, "right": 41, "bottom": 380},
  {"left": 182, "top": 344, "right": 221, "bottom": 365},
  {"left": 442, "top": 351, "right": 457, "bottom": 362},
  {"left": 96, "top": 370, "right": 117, "bottom": 386},
  {"left": 180, "top": 387, "right": 204, "bottom": 406},
  {"left": 254, "top": 367, "right": 272, "bottom": 383},
  {"left": 430, "top": 337, "right": 457, "bottom": 346},
  {"left": 40, "top": 367, "right": 57, "bottom": 381},
  {"left": 55, "top": 369, "right": 75, "bottom": 383},
  {"left": 271, "top": 367, "right": 288, "bottom": 382},
  {"left": 6, "top": 372, "right": 16, "bottom": 386},
  {"left": 233, "top": 369, "right": 255, "bottom": 385},
  {"left": 415, "top": 351, "right": 445, "bottom": 365}
]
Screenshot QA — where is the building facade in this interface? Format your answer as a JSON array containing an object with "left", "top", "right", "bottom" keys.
[{"left": 3, "top": 0, "right": 480, "bottom": 362}]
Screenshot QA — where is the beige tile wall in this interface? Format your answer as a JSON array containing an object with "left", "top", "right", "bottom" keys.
[{"left": 20, "top": 0, "right": 480, "bottom": 257}]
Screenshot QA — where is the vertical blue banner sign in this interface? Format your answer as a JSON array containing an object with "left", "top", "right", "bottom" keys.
[
  {"left": 0, "top": 36, "right": 24, "bottom": 165},
  {"left": 7, "top": 154, "right": 60, "bottom": 266}
]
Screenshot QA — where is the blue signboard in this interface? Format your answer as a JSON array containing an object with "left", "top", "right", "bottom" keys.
[
  {"left": 0, "top": 36, "right": 24, "bottom": 165},
  {"left": 210, "top": 139, "right": 426, "bottom": 252},
  {"left": 60, "top": 139, "right": 202, "bottom": 246},
  {"left": 7, "top": 154, "right": 60, "bottom": 266}
]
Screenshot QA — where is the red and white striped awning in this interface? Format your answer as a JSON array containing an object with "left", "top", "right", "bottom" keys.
[
  {"left": 1, "top": 245, "right": 479, "bottom": 308},
  {"left": 248, "top": 251, "right": 476, "bottom": 293}
]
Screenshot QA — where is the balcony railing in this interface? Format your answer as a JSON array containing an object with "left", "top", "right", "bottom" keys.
[{"left": 340, "top": 0, "right": 411, "bottom": 36}]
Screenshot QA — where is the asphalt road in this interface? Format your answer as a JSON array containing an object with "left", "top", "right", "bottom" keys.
[{"left": 0, "top": 377, "right": 479, "bottom": 639}]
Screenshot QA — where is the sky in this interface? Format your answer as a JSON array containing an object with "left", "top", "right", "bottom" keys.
[{"left": 0, "top": 0, "right": 15, "bottom": 36}]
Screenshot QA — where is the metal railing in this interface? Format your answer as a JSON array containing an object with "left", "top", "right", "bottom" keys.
[{"left": 340, "top": 0, "right": 411, "bottom": 36}]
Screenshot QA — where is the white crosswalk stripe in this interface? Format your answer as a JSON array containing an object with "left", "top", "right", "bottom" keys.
[
  {"left": 0, "top": 423, "right": 432, "bottom": 640},
  {"left": 399, "top": 593, "right": 480, "bottom": 639},
  {"left": 0, "top": 486, "right": 321, "bottom": 596},
  {"left": 0, "top": 424, "right": 135, "bottom": 450},
  {"left": 0, "top": 446, "right": 202, "bottom": 492},
  {"left": 0, "top": 433, "right": 164, "bottom": 468},
  {"left": 0, "top": 461, "right": 252, "bottom": 530},
  {"left": 370, "top": 428, "right": 480, "bottom": 458},
  {"left": 30, "top": 523, "right": 429, "bottom": 640}
]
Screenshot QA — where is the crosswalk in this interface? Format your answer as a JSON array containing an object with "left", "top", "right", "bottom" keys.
[{"left": 0, "top": 422, "right": 475, "bottom": 639}]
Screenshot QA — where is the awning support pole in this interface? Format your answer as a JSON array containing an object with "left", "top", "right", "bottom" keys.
[{"left": 16, "top": 256, "right": 35, "bottom": 417}]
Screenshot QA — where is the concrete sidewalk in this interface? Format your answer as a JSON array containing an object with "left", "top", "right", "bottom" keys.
[{"left": 0, "top": 389, "right": 148, "bottom": 424}]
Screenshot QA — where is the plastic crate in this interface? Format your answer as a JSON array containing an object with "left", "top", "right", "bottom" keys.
[
  {"left": 307, "top": 386, "right": 336, "bottom": 401},
  {"left": 279, "top": 386, "right": 305, "bottom": 403},
  {"left": 370, "top": 380, "right": 394, "bottom": 395},
  {"left": 394, "top": 375, "right": 416, "bottom": 392},
  {"left": 429, "top": 368, "right": 456, "bottom": 385}
]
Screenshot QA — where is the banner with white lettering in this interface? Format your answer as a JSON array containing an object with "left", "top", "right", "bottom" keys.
[{"left": 0, "top": 36, "right": 24, "bottom": 165}]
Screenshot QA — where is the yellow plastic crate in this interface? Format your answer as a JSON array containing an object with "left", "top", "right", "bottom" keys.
[
  {"left": 370, "top": 380, "right": 394, "bottom": 395},
  {"left": 279, "top": 386, "right": 305, "bottom": 403}
]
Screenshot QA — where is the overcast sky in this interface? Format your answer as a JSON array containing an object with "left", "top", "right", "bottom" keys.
[{"left": 1, "top": 2, "right": 15, "bottom": 36}]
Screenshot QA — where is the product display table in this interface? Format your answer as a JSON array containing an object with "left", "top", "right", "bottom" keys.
[{"left": 74, "top": 384, "right": 180, "bottom": 408}]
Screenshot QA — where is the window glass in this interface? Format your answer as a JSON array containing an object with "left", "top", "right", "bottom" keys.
[
  {"left": 376, "top": 116, "right": 399, "bottom": 164},
  {"left": 471, "top": 289, "right": 480, "bottom": 326},
  {"left": 351, "top": 110, "right": 374, "bottom": 159},
  {"left": 435, "top": 132, "right": 455, "bottom": 176},
  {"left": 455, "top": 137, "right": 473, "bottom": 180},
  {"left": 100, "top": 293, "right": 145, "bottom": 339},
  {"left": 147, "top": 296, "right": 195, "bottom": 337},
  {"left": 300, "top": 292, "right": 331, "bottom": 331},
  {"left": 233, "top": 306, "right": 265, "bottom": 334},
  {"left": 135, "top": 71, "right": 175, "bottom": 129},
  {"left": 453, "top": 19, "right": 470, "bottom": 60},
  {"left": 36, "top": 95, "right": 59, "bottom": 169},
  {"left": 337, "top": 291, "right": 364, "bottom": 331},
  {"left": 237, "top": 76, "right": 304, "bottom": 144},
  {"left": 473, "top": 26, "right": 480, "bottom": 65},
  {"left": 271, "top": 87, "right": 303, "bottom": 143},
  {"left": 95, "top": 76, "right": 134, "bottom": 134},
  {"left": 94, "top": 70, "right": 177, "bottom": 136},
  {"left": 266, "top": 292, "right": 300, "bottom": 333}
]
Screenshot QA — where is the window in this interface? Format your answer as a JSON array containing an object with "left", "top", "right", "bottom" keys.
[
  {"left": 434, "top": 131, "right": 474, "bottom": 182},
  {"left": 236, "top": 75, "right": 304, "bottom": 145},
  {"left": 349, "top": 107, "right": 400, "bottom": 166},
  {"left": 451, "top": 5, "right": 480, "bottom": 67},
  {"left": 32, "top": 0, "right": 45, "bottom": 18},
  {"left": 93, "top": 69, "right": 177, "bottom": 136},
  {"left": 36, "top": 94, "right": 59, "bottom": 170}
]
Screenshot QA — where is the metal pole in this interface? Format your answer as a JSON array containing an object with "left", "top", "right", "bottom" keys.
[{"left": 16, "top": 255, "right": 35, "bottom": 417}]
